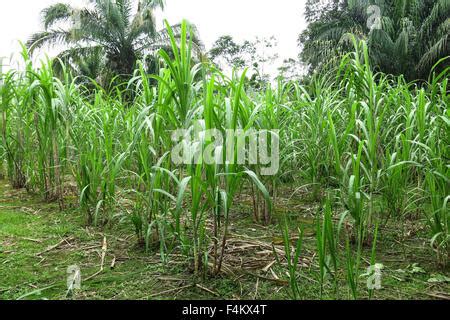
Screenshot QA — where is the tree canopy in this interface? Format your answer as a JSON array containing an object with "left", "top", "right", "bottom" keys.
[
  {"left": 27, "top": 0, "right": 202, "bottom": 86},
  {"left": 299, "top": 0, "right": 450, "bottom": 81}
]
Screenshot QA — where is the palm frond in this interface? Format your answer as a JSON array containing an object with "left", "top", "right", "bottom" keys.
[
  {"left": 419, "top": 0, "right": 450, "bottom": 41},
  {"left": 27, "top": 30, "right": 74, "bottom": 54},
  {"left": 42, "top": 3, "right": 74, "bottom": 30},
  {"left": 418, "top": 34, "right": 449, "bottom": 73}
]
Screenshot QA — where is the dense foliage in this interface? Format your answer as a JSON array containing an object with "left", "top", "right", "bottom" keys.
[
  {"left": 1, "top": 21, "right": 448, "bottom": 299},
  {"left": 300, "top": 0, "right": 450, "bottom": 81}
]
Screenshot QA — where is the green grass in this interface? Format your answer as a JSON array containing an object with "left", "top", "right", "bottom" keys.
[{"left": 0, "top": 181, "right": 448, "bottom": 300}]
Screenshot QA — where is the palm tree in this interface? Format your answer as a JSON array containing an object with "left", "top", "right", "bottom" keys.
[
  {"left": 300, "top": 0, "right": 449, "bottom": 81},
  {"left": 370, "top": 0, "right": 449, "bottom": 80},
  {"left": 27, "top": 0, "right": 203, "bottom": 85},
  {"left": 299, "top": 0, "right": 367, "bottom": 73}
]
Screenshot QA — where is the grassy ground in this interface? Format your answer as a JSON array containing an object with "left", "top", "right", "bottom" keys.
[{"left": 0, "top": 180, "right": 448, "bottom": 300}]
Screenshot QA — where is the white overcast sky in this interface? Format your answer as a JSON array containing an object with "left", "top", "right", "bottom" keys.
[{"left": 0, "top": 0, "right": 307, "bottom": 73}]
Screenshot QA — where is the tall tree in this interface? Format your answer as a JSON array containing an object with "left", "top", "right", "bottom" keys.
[
  {"left": 209, "top": 35, "right": 256, "bottom": 70},
  {"left": 27, "top": 0, "right": 202, "bottom": 85},
  {"left": 277, "top": 58, "right": 305, "bottom": 81},
  {"left": 209, "top": 35, "right": 279, "bottom": 88},
  {"left": 300, "top": 0, "right": 450, "bottom": 80}
]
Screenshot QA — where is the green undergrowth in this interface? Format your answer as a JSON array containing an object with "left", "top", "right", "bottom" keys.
[{"left": 0, "top": 181, "right": 448, "bottom": 300}]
